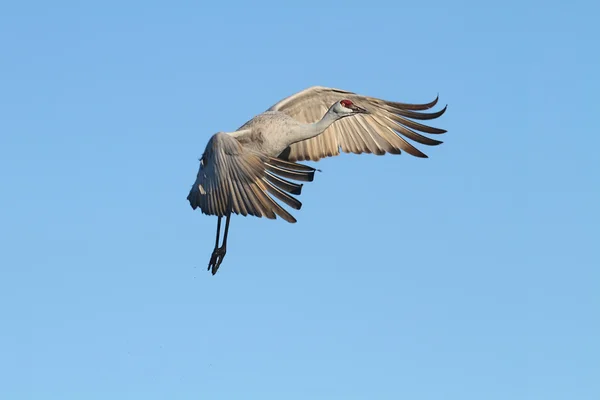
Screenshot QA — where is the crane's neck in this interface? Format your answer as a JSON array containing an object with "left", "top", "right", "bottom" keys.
[{"left": 288, "top": 106, "right": 341, "bottom": 145}]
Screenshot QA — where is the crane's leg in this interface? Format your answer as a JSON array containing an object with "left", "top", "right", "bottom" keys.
[
  {"left": 214, "top": 216, "right": 222, "bottom": 249},
  {"left": 208, "top": 216, "right": 222, "bottom": 272},
  {"left": 221, "top": 212, "right": 231, "bottom": 251},
  {"left": 208, "top": 212, "right": 230, "bottom": 275}
]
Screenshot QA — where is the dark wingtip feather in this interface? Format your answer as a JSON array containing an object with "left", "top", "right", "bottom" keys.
[
  {"left": 265, "top": 163, "right": 315, "bottom": 182},
  {"left": 263, "top": 179, "right": 303, "bottom": 211},
  {"left": 386, "top": 93, "right": 443, "bottom": 111},
  {"left": 395, "top": 104, "right": 448, "bottom": 121},
  {"left": 265, "top": 172, "right": 304, "bottom": 195},
  {"left": 429, "top": 94, "right": 439, "bottom": 109},
  {"left": 269, "top": 157, "right": 316, "bottom": 173}
]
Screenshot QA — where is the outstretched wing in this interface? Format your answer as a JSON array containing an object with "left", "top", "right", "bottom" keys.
[
  {"left": 187, "top": 132, "right": 316, "bottom": 223},
  {"left": 268, "top": 86, "right": 447, "bottom": 162}
]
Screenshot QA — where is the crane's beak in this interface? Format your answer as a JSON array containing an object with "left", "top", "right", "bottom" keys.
[{"left": 350, "top": 104, "right": 369, "bottom": 114}]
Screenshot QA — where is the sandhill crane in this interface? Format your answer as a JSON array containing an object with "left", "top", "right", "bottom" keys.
[{"left": 188, "top": 86, "right": 447, "bottom": 274}]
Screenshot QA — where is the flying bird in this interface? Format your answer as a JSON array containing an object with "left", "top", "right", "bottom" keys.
[{"left": 187, "top": 86, "right": 447, "bottom": 274}]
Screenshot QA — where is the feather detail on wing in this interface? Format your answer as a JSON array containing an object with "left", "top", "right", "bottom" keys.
[
  {"left": 187, "top": 132, "right": 315, "bottom": 223},
  {"left": 269, "top": 86, "right": 448, "bottom": 162}
]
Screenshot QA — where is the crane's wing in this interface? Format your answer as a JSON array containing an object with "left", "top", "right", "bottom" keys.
[
  {"left": 268, "top": 86, "right": 447, "bottom": 162},
  {"left": 187, "top": 132, "right": 316, "bottom": 223}
]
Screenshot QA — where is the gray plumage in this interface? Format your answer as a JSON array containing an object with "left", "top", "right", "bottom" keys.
[
  {"left": 187, "top": 86, "right": 447, "bottom": 274},
  {"left": 187, "top": 132, "right": 314, "bottom": 223}
]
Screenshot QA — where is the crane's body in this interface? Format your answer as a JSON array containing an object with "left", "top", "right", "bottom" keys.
[
  {"left": 187, "top": 86, "right": 448, "bottom": 274},
  {"left": 232, "top": 111, "right": 310, "bottom": 156}
]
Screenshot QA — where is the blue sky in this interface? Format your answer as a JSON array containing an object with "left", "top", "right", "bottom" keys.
[{"left": 1, "top": 1, "right": 599, "bottom": 399}]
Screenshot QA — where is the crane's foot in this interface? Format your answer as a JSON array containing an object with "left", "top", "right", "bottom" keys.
[{"left": 208, "top": 246, "right": 226, "bottom": 275}]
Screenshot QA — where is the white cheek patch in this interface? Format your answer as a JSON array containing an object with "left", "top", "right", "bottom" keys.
[{"left": 338, "top": 103, "right": 352, "bottom": 112}]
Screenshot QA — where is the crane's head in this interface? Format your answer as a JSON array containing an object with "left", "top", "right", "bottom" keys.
[{"left": 333, "top": 99, "right": 369, "bottom": 116}]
